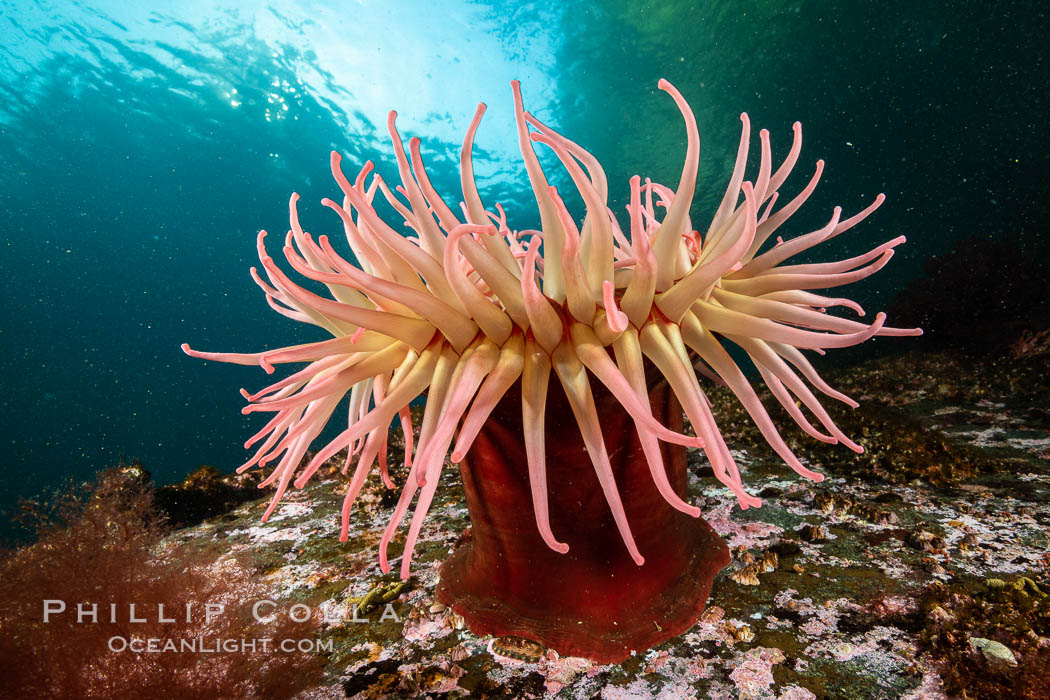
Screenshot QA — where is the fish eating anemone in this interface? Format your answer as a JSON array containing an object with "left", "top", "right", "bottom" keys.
[{"left": 182, "top": 79, "right": 921, "bottom": 660}]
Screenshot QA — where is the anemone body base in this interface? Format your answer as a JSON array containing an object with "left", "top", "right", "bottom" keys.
[{"left": 436, "top": 379, "right": 730, "bottom": 663}]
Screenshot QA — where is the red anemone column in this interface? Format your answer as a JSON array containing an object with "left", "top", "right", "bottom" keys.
[{"left": 436, "top": 377, "right": 730, "bottom": 663}]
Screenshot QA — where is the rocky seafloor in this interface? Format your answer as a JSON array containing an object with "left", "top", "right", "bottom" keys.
[{"left": 16, "top": 346, "right": 1050, "bottom": 699}]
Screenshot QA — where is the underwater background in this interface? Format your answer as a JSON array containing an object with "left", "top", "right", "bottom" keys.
[{"left": 0, "top": 0, "right": 1047, "bottom": 542}]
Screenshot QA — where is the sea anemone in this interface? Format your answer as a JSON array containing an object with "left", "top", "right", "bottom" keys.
[{"left": 183, "top": 79, "right": 920, "bottom": 660}]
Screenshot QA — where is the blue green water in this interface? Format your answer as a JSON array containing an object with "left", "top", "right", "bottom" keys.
[{"left": 1, "top": 0, "right": 1046, "bottom": 536}]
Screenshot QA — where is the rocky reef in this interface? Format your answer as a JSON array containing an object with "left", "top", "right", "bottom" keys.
[{"left": 3, "top": 345, "right": 1048, "bottom": 698}]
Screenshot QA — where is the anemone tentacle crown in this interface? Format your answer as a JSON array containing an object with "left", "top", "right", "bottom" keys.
[{"left": 184, "top": 79, "right": 920, "bottom": 579}]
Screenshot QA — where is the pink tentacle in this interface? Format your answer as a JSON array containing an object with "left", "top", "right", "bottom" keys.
[
  {"left": 692, "top": 300, "right": 890, "bottom": 350},
  {"left": 638, "top": 323, "right": 761, "bottom": 510},
  {"left": 546, "top": 185, "right": 596, "bottom": 324},
  {"left": 706, "top": 113, "right": 751, "bottom": 242},
  {"left": 768, "top": 341, "right": 859, "bottom": 407},
  {"left": 408, "top": 137, "right": 460, "bottom": 233},
  {"left": 294, "top": 344, "right": 439, "bottom": 488},
  {"left": 443, "top": 223, "right": 514, "bottom": 344},
  {"left": 758, "top": 368, "right": 840, "bottom": 443},
  {"left": 610, "top": 327, "right": 703, "bottom": 518},
  {"left": 657, "top": 181, "right": 758, "bottom": 322},
  {"left": 570, "top": 324, "right": 704, "bottom": 449},
  {"left": 450, "top": 331, "right": 525, "bottom": 462},
  {"left": 511, "top": 81, "right": 566, "bottom": 300},
  {"left": 723, "top": 249, "right": 896, "bottom": 297},
  {"left": 734, "top": 207, "right": 842, "bottom": 277},
  {"left": 531, "top": 132, "right": 614, "bottom": 293},
  {"left": 600, "top": 281, "right": 629, "bottom": 334},
  {"left": 260, "top": 432, "right": 313, "bottom": 521},
  {"left": 399, "top": 342, "right": 498, "bottom": 575},
  {"left": 519, "top": 233, "right": 563, "bottom": 352},
  {"left": 758, "top": 235, "right": 907, "bottom": 278},
  {"left": 415, "top": 341, "right": 498, "bottom": 488},
  {"left": 680, "top": 313, "right": 826, "bottom": 482},
  {"left": 767, "top": 121, "right": 803, "bottom": 197},
  {"left": 621, "top": 175, "right": 658, "bottom": 327},
  {"left": 735, "top": 335, "right": 864, "bottom": 453},
  {"left": 378, "top": 345, "right": 458, "bottom": 572},
  {"left": 651, "top": 79, "right": 701, "bottom": 289},
  {"left": 758, "top": 290, "right": 866, "bottom": 317},
  {"left": 551, "top": 343, "right": 645, "bottom": 565},
  {"left": 745, "top": 160, "right": 825, "bottom": 259},
  {"left": 752, "top": 129, "right": 773, "bottom": 203},
  {"left": 516, "top": 336, "right": 571, "bottom": 554},
  {"left": 258, "top": 232, "right": 436, "bottom": 350}
]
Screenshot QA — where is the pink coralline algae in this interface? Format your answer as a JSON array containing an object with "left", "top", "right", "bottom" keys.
[
  {"left": 729, "top": 647, "right": 786, "bottom": 697},
  {"left": 184, "top": 79, "right": 920, "bottom": 660}
]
